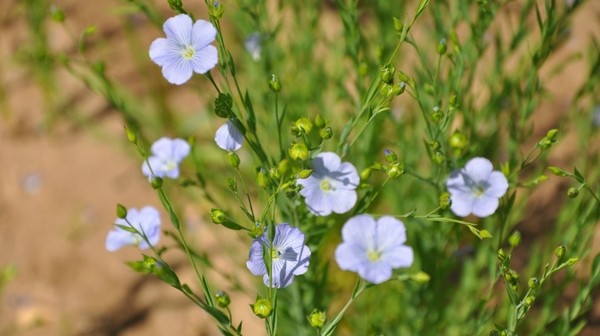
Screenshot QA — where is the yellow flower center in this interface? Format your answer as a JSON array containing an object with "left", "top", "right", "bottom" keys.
[
  {"left": 367, "top": 250, "right": 381, "bottom": 262},
  {"left": 320, "top": 180, "right": 333, "bottom": 191},
  {"left": 182, "top": 45, "right": 195, "bottom": 60},
  {"left": 271, "top": 248, "right": 281, "bottom": 260}
]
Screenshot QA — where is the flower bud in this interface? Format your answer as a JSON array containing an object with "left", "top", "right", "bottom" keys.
[
  {"left": 567, "top": 187, "right": 579, "bottom": 199},
  {"left": 433, "top": 151, "right": 445, "bottom": 165},
  {"left": 308, "top": 309, "right": 326, "bottom": 328},
  {"left": 439, "top": 192, "right": 451, "bottom": 209},
  {"left": 548, "top": 166, "right": 570, "bottom": 177},
  {"left": 252, "top": 297, "right": 273, "bottom": 318},
  {"left": 124, "top": 126, "right": 137, "bottom": 144},
  {"left": 269, "top": 167, "right": 280, "bottom": 180},
  {"left": 269, "top": 74, "right": 281, "bottom": 92},
  {"left": 215, "top": 291, "right": 231, "bottom": 308},
  {"left": 479, "top": 230, "right": 492, "bottom": 239},
  {"left": 314, "top": 115, "right": 325, "bottom": 128},
  {"left": 250, "top": 221, "right": 264, "bottom": 238},
  {"left": 410, "top": 271, "right": 431, "bottom": 283},
  {"left": 393, "top": 17, "right": 404, "bottom": 32},
  {"left": 278, "top": 159, "right": 291, "bottom": 176},
  {"left": 566, "top": 257, "right": 579, "bottom": 266},
  {"left": 297, "top": 169, "right": 313, "bottom": 179},
  {"left": 524, "top": 295, "right": 535, "bottom": 306},
  {"left": 508, "top": 231, "right": 521, "bottom": 247},
  {"left": 449, "top": 131, "right": 468, "bottom": 151},
  {"left": 387, "top": 163, "right": 404, "bottom": 178},
  {"left": 555, "top": 245, "right": 566, "bottom": 258},
  {"left": 50, "top": 5, "right": 65, "bottom": 22},
  {"left": 256, "top": 168, "right": 270, "bottom": 188},
  {"left": 226, "top": 176, "right": 237, "bottom": 193},
  {"left": 210, "top": 208, "right": 226, "bottom": 224},
  {"left": 289, "top": 143, "right": 309, "bottom": 161},
  {"left": 292, "top": 117, "right": 313, "bottom": 135},
  {"left": 116, "top": 204, "right": 128, "bottom": 219},
  {"left": 151, "top": 177, "right": 163, "bottom": 189},
  {"left": 384, "top": 149, "right": 398, "bottom": 163},
  {"left": 228, "top": 151, "right": 240, "bottom": 168},
  {"left": 431, "top": 106, "right": 443, "bottom": 122},
  {"left": 360, "top": 168, "right": 372, "bottom": 180},
  {"left": 320, "top": 127, "right": 333, "bottom": 140},
  {"left": 209, "top": 1, "right": 224, "bottom": 20},
  {"left": 380, "top": 65, "right": 395, "bottom": 84},
  {"left": 528, "top": 277, "right": 539, "bottom": 289},
  {"left": 497, "top": 248, "right": 507, "bottom": 262},
  {"left": 436, "top": 38, "right": 447, "bottom": 55}
]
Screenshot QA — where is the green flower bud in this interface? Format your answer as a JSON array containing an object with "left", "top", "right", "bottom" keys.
[
  {"left": 278, "top": 159, "right": 291, "bottom": 176},
  {"left": 497, "top": 248, "right": 507, "bottom": 262},
  {"left": 537, "top": 129, "right": 559, "bottom": 150},
  {"left": 387, "top": 163, "right": 404, "bottom": 178},
  {"left": 449, "top": 94, "right": 457, "bottom": 107},
  {"left": 380, "top": 65, "right": 395, "bottom": 84},
  {"left": 566, "top": 257, "right": 579, "bottom": 266},
  {"left": 297, "top": 169, "right": 313, "bottom": 179},
  {"left": 360, "top": 167, "right": 372, "bottom": 180},
  {"left": 433, "top": 151, "right": 445, "bottom": 165},
  {"left": 116, "top": 204, "right": 128, "bottom": 219},
  {"left": 410, "top": 271, "right": 431, "bottom": 283},
  {"left": 429, "top": 140, "right": 441, "bottom": 150},
  {"left": 384, "top": 149, "right": 398, "bottom": 163},
  {"left": 397, "top": 71, "right": 410, "bottom": 83},
  {"left": 151, "top": 177, "right": 163, "bottom": 189},
  {"left": 252, "top": 297, "right": 273, "bottom": 318},
  {"left": 554, "top": 245, "right": 566, "bottom": 258},
  {"left": 314, "top": 115, "right": 325, "bottom": 128},
  {"left": 209, "top": 1, "right": 224, "bottom": 20},
  {"left": 210, "top": 208, "right": 226, "bottom": 224},
  {"left": 479, "top": 230, "right": 492, "bottom": 239},
  {"left": 508, "top": 231, "right": 521, "bottom": 247},
  {"left": 289, "top": 143, "right": 309, "bottom": 161},
  {"left": 489, "top": 331, "right": 501, "bottom": 336},
  {"left": 395, "top": 82, "right": 406, "bottom": 95},
  {"left": 567, "top": 187, "right": 579, "bottom": 199},
  {"left": 250, "top": 221, "right": 264, "bottom": 238},
  {"left": 431, "top": 106, "right": 443, "bottom": 122},
  {"left": 528, "top": 277, "right": 539, "bottom": 289},
  {"left": 358, "top": 62, "right": 368, "bottom": 76},
  {"left": 269, "top": 74, "right": 281, "bottom": 92},
  {"left": 293, "top": 117, "right": 313, "bottom": 135},
  {"left": 436, "top": 38, "right": 447, "bottom": 55},
  {"left": 269, "top": 167, "right": 281, "bottom": 180},
  {"left": 449, "top": 131, "right": 468, "bottom": 151},
  {"left": 320, "top": 127, "right": 333, "bottom": 140},
  {"left": 524, "top": 295, "right": 535, "bottom": 306},
  {"left": 228, "top": 151, "right": 240, "bottom": 168},
  {"left": 50, "top": 6, "right": 65, "bottom": 22},
  {"left": 124, "top": 126, "right": 137, "bottom": 144},
  {"left": 256, "top": 168, "right": 270, "bottom": 188},
  {"left": 215, "top": 291, "right": 231, "bottom": 308},
  {"left": 439, "top": 192, "right": 451, "bottom": 209},
  {"left": 308, "top": 309, "right": 326, "bottom": 328},
  {"left": 167, "top": 0, "right": 182, "bottom": 10}
]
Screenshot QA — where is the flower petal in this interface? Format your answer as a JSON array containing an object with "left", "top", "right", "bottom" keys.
[
  {"left": 375, "top": 216, "right": 407, "bottom": 248},
  {"left": 105, "top": 229, "right": 135, "bottom": 252},
  {"left": 341, "top": 214, "right": 376, "bottom": 249},
  {"left": 471, "top": 195, "right": 500, "bottom": 217},
  {"left": 450, "top": 192, "right": 475, "bottom": 217},
  {"left": 486, "top": 171, "right": 509, "bottom": 198},
  {"left": 336, "top": 162, "right": 360, "bottom": 189},
  {"left": 246, "top": 240, "right": 267, "bottom": 276},
  {"left": 381, "top": 245, "right": 414, "bottom": 269},
  {"left": 464, "top": 157, "right": 493, "bottom": 182},
  {"left": 215, "top": 121, "right": 243, "bottom": 151},
  {"left": 335, "top": 242, "right": 369, "bottom": 272},
  {"left": 191, "top": 19, "right": 217, "bottom": 48},
  {"left": 163, "top": 14, "right": 193, "bottom": 45},
  {"left": 170, "top": 139, "right": 191, "bottom": 162},
  {"left": 313, "top": 152, "right": 341, "bottom": 173},
  {"left": 161, "top": 58, "right": 193, "bottom": 85},
  {"left": 329, "top": 188, "right": 357, "bottom": 214},
  {"left": 149, "top": 38, "right": 180, "bottom": 67},
  {"left": 358, "top": 262, "right": 393, "bottom": 285},
  {"left": 192, "top": 45, "right": 218, "bottom": 74}
]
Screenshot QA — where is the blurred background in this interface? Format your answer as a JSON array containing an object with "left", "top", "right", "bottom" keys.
[{"left": 1, "top": 0, "right": 600, "bottom": 335}]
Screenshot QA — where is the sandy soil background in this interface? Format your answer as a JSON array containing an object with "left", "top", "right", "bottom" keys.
[{"left": 0, "top": 0, "right": 599, "bottom": 335}]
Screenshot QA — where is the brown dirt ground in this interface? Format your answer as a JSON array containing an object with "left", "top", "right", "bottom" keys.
[{"left": 0, "top": 0, "right": 599, "bottom": 335}]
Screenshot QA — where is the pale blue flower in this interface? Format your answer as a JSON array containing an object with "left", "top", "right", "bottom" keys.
[
  {"left": 215, "top": 121, "right": 243, "bottom": 151},
  {"left": 149, "top": 14, "right": 218, "bottom": 85},
  {"left": 244, "top": 32, "right": 262, "bottom": 61},
  {"left": 106, "top": 206, "right": 161, "bottom": 252},
  {"left": 142, "top": 137, "right": 190, "bottom": 180},
  {"left": 335, "top": 215, "right": 413, "bottom": 284},
  {"left": 246, "top": 224, "right": 311, "bottom": 288},
  {"left": 297, "top": 152, "right": 359, "bottom": 216},
  {"left": 446, "top": 157, "right": 509, "bottom": 217}
]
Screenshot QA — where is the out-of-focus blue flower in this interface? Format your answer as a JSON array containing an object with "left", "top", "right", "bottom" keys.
[
  {"left": 335, "top": 214, "right": 413, "bottom": 284},
  {"left": 149, "top": 14, "right": 218, "bottom": 85},
  {"left": 297, "top": 152, "right": 359, "bottom": 216},
  {"left": 106, "top": 206, "right": 161, "bottom": 251},
  {"left": 142, "top": 137, "right": 190, "bottom": 180},
  {"left": 215, "top": 121, "right": 243, "bottom": 151},
  {"left": 246, "top": 223, "right": 311, "bottom": 288},
  {"left": 446, "top": 157, "right": 509, "bottom": 217},
  {"left": 244, "top": 32, "right": 262, "bottom": 61}
]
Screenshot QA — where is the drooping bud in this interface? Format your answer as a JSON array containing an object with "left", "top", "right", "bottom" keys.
[
  {"left": 215, "top": 291, "right": 231, "bottom": 308},
  {"left": 567, "top": 187, "right": 579, "bottom": 199},
  {"left": 252, "top": 297, "right": 273, "bottom": 318},
  {"left": 554, "top": 245, "right": 566, "bottom": 258},
  {"left": 116, "top": 204, "right": 128, "bottom": 219},
  {"left": 319, "top": 127, "right": 333, "bottom": 140},
  {"left": 151, "top": 177, "right": 163, "bottom": 189},
  {"left": 228, "top": 151, "right": 240, "bottom": 168},
  {"left": 307, "top": 309, "right": 326, "bottom": 328}
]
